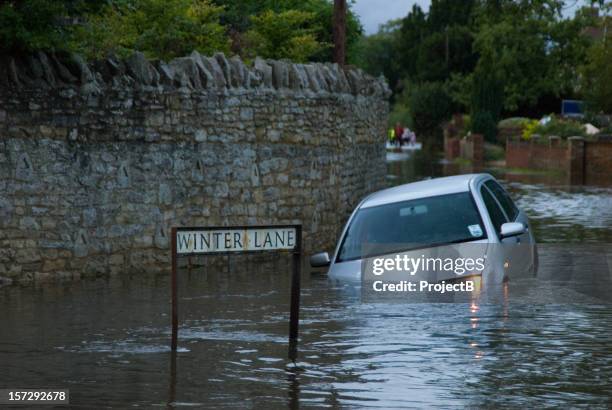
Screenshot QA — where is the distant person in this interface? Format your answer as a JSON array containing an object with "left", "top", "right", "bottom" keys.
[
  {"left": 401, "top": 128, "right": 416, "bottom": 146},
  {"left": 409, "top": 129, "right": 416, "bottom": 146},
  {"left": 394, "top": 122, "right": 404, "bottom": 146},
  {"left": 388, "top": 128, "right": 396, "bottom": 145}
]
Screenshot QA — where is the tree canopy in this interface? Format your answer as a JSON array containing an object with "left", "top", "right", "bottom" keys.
[
  {"left": 0, "top": 0, "right": 362, "bottom": 63},
  {"left": 357, "top": 0, "right": 610, "bottom": 133},
  {"left": 0, "top": 0, "right": 610, "bottom": 127}
]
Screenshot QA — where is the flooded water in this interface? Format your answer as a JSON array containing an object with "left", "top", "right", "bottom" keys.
[{"left": 1, "top": 147, "right": 612, "bottom": 408}]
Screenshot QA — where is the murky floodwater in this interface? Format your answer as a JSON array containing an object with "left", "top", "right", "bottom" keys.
[{"left": 1, "top": 147, "right": 612, "bottom": 408}]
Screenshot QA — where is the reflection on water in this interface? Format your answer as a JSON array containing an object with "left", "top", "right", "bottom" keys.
[{"left": 0, "top": 147, "right": 611, "bottom": 408}]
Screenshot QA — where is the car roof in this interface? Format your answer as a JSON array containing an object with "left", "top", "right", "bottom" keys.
[{"left": 360, "top": 174, "right": 491, "bottom": 209}]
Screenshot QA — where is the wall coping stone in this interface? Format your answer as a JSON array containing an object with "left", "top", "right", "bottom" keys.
[{"left": 0, "top": 51, "right": 391, "bottom": 98}]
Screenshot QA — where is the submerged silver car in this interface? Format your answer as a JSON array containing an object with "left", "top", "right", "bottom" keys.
[{"left": 310, "top": 174, "right": 537, "bottom": 284}]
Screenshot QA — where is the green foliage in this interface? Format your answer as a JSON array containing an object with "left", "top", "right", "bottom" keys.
[
  {"left": 388, "top": 101, "right": 412, "bottom": 129},
  {"left": 446, "top": 72, "right": 472, "bottom": 110},
  {"left": 397, "top": 1, "right": 477, "bottom": 84},
  {"left": 243, "top": 9, "right": 324, "bottom": 62},
  {"left": 534, "top": 116, "right": 586, "bottom": 138},
  {"left": 471, "top": 111, "right": 497, "bottom": 142},
  {"left": 71, "top": 0, "right": 229, "bottom": 60},
  {"left": 215, "top": 0, "right": 362, "bottom": 63},
  {"left": 580, "top": 36, "right": 612, "bottom": 114},
  {"left": 520, "top": 116, "right": 586, "bottom": 140},
  {"left": 299, "top": 0, "right": 363, "bottom": 63},
  {"left": 498, "top": 117, "right": 530, "bottom": 129},
  {"left": 470, "top": 68, "right": 504, "bottom": 141},
  {"left": 522, "top": 119, "right": 540, "bottom": 140},
  {"left": 353, "top": 20, "right": 401, "bottom": 89},
  {"left": 353, "top": 0, "right": 600, "bottom": 132},
  {"left": 473, "top": 17, "right": 550, "bottom": 111},
  {"left": 0, "top": 0, "right": 69, "bottom": 53},
  {"left": 406, "top": 82, "right": 452, "bottom": 135}
]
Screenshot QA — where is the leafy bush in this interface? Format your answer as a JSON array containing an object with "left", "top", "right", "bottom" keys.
[
  {"left": 534, "top": 116, "right": 586, "bottom": 138},
  {"left": 521, "top": 119, "right": 540, "bottom": 140},
  {"left": 498, "top": 117, "right": 530, "bottom": 130},
  {"left": 408, "top": 82, "right": 452, "bottom": 135},
  {"left": 520, "top": 115, "right": 586, "bottom": 140},
  {"left": 71, "top": 0, "right": 230, "bottom": 60}
]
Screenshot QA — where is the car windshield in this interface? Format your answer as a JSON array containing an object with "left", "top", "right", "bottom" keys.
[{"left": 336, "top": 192, "right": 486, "bottom": 262}]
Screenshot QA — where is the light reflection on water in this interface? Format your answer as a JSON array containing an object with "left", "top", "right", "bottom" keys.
[{"left": 0, "top": 148, "right": 611, "bottom": 408}]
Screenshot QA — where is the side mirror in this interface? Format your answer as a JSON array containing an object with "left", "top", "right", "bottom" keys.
[
  {"left": 310, "top": 252, "right": 331, "bottom": 268},
  {"left": 500, "top": 222, "right": 526, "bottom": 238}
]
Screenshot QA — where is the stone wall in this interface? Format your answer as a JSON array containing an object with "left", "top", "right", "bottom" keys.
[{"left": 0, "top": 51, "right": 390, "bottom": 282}]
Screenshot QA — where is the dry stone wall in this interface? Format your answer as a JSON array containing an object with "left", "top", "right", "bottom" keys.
[{"left": 0, "top": 51, "right": 389, "bottom": 282}]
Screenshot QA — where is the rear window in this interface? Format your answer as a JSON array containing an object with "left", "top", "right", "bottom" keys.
[{"left": 337, "top": 192, "right": 486, "bottom": 262}]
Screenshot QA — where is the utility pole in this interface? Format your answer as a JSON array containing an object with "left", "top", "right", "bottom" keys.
[{"left": 333, "top": 0, "right": 347, "bottom": 66}]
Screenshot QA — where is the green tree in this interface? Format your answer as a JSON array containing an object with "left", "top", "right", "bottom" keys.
[
  {"left": 302, "top": 0, "right": 362, "bottom": 63},
  {"left": 243, "top": 9, "right": 324, "bottom": 62},
  {"left": 72, "top": 0, "right": 229, "bottom": 60},
  {"left": 0, "top": 0, "right": 69, "bottom": 53},
  {"left": 581, "top": 35, "right": 612, "bottom": 113},
  {"left": 353, "top": 20, "right": 402, "bottom": 90},
  {"left": 213, "top": 0, "right": 362, "bottom": 63},
  {"left": 406, "top": 82, "right": 452, "bottom": 135},
  {"left": 470, "top": 0, "right": 593, "bottom": 113},
  {"left": 397, "top": 0, "right": 476, "bottom": 84},
  {"left": 470, "top": 65, "right": 504, "bottom": 141}
]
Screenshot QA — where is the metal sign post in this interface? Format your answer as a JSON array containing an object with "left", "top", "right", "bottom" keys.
[{"left": 170, "top": 225, "right": 302, "bottom": 360}]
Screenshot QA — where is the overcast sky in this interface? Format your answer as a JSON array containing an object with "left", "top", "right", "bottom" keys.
[
  {"left": 352, "top": 0, "right": 589, "bottom": 35},
  {"left": 352, "top": 0, "right": 431, "bottom": 34}
]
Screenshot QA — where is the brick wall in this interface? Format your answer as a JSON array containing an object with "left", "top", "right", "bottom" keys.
[
  {"left": 584, "top": 139, "right": 612, "bottom": 184},
  {"left": 506, "top": 135, "right": 612, "bottom": 185},
  {"left": 506, "top": 136, "right": 568, "bottom": 170}
]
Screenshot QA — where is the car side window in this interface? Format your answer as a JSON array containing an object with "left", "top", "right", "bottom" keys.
[
  {"left": 485, "top": 180, "right": 519, "bottom": 221},
  {"left": 481, "top": 185, "right": 508, "bottom": 236}
]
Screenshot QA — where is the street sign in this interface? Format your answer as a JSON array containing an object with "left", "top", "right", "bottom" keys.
[
  {"left": 170, "top": 225, "right": 302, "bottom": 361},
  {"left": 176, "top": 227, "right": 298, "bottom": 254}
]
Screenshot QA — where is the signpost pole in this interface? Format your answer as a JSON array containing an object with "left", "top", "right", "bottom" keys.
[
  {"left": 171, "top": 227, "right": 178, "bottom": 352},
  {"left": 288, "top": 226, "right": 302, "bottom": 361},
  {"left": 170, "top": 225, "right": 302, "bottom": 358}
]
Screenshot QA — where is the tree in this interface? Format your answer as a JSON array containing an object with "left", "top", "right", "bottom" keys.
[
  {"left": 0, "top": 0, "right": 69, "bottom": 54},
  {"left": 244, "top": 9, "right": 324, "bottom": 62},
  {"left": 469, "top": 0, "right": 594, "bottom": 113},
  {"left": 581, "top": 33, "right": 612, "bottom": 113},
  {"left": 353, "top": 20, "right": 402, "bottom": 90},
  {"left": 72, "top": 0, "right": 229, "bottom": 60},
  {"left": 406, "top": 82, "right": 452, "bottom": 135},
  {"left": 212, "top": 0, "right": 362, "bottom": 63}
]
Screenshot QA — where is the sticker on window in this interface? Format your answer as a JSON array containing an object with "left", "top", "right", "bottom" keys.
[{"left": 468, "top": 224, "right": 483, "bottom": 237}]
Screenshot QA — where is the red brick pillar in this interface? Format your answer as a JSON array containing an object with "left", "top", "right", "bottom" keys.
[
  {"left": 444, "top": 134, "right": 460, "bottom": 161},
  {"left": 471, "top": 133, "right": 484, "bottom": 166},
  {"left": 568, "top": 136, "right": 585, "bottom": 185}
]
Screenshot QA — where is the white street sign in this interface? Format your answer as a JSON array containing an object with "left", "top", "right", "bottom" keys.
[{"left": 176, "top": 227, "right": 298, "bottom": 254}]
